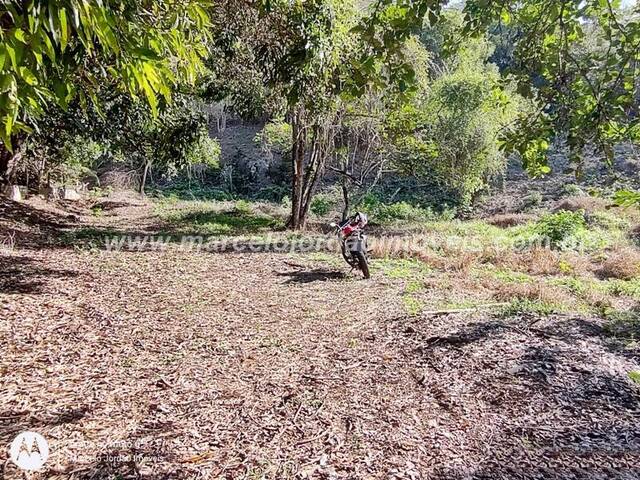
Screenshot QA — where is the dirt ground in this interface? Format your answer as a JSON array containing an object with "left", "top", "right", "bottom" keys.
[{"left": 1, "top": 196, "right": 639, "bottom": 480}]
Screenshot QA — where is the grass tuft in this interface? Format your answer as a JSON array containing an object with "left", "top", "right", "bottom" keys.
[{"left": 598, "top": 248, "right": 640, "bottom": 280}]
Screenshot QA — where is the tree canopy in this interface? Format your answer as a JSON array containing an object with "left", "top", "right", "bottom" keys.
[
  {"left": 0, "top": 0, "right": 210, "bottom": 149},
  {"left": 2, "top": 0, "right": 640, "bottom": 217}
]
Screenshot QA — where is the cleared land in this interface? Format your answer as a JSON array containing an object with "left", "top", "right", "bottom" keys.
[{"left": 1, "top": 194, "right": 639, "bottom": 479}]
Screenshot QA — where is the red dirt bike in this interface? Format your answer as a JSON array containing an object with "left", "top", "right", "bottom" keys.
[{"left": 330, "top": 212, "right": 370, "bottom": 279}]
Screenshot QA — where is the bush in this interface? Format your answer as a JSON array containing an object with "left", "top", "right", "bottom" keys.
[
  {"left": 521, "top": 191, "right": 543, "bottom": 211},
  {"left": 360, "top": 194, "right": 435, "bottom": 223},
  {"left": 310, "top": 194, "right": 335, "bottom": 217},
  {"left": 563, "top": 184, "right": 586, "bottom": 197},
  {"left": 58, "top": 135, "right": 106, "bottom": 185},
  {"left": 254, "top": 120, "right": 292, "bottom": 154},
  {"left": 533, "top": 210, "right": 587, "bottom": 249},
  {"left": 184, "top": 132, "right": 221, "bottom": 169},
  {"left": 389, "top": 17, "right": 524, "bottom": 208}
]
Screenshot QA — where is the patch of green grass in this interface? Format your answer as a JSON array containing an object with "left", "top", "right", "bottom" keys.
[
  {"left": 403, "top": 295, "right": 424, "bottom": 316},
  {"left": 533, "top": 210, "right": 587, "bottom": 249},
  {"left": 603, "top": 309, "right": 640, "bottom": 341},
  {"left": 154, "top": 198, "right": 286, "bottom": 236},
  {"left": 90, "top": 205, "right": 103, "bottom": 217},
  {"left": 491, "top": 269, "right": 534, "bottom": 285},
  {"left": 587, "top": 210, "right": 631, "bottom": 232},
  {"left": 307, "top": 252, "right": 335, "bottom": 263},
  {"left": 549, "top": 276, "right": 590, "bottom": 296},
  {"left": 405, "top": 280, "right": 423, "bottom": 294},
  {"left": 422, "top": 220, "right": 523, "bottom": 256},
  {"left": 425, "top": 219, "right": 506, "bottom": 238},
  {"left": 167, "top": 209, "right": 284, "bottom": 236},
  {"left": 151, "top": 184, "right": 235, "bottom": 202},
  {"left": 512, "top": 214, "right": 622, "bottom": 253},
  {"left": 375, "top": 258, "right": 431, "bottom": 280},
  {"left": 359, "top": 194, "right": 445, "bottom": 223},
  {"left": 629, "top": 371, "right": 640, "bottom": 385},
  {"left": 607, "top": 278, "right": 640, "bottom": 300},
  {"left": 500, "top": 298, "right": 562, "bottom": 317}
]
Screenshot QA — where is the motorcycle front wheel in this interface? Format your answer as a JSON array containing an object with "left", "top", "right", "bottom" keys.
[{"left": 353, "top": 251, "right": 370, "bottom": 279}]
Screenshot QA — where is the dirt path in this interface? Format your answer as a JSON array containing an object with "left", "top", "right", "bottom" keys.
[{"left": 1, "top": 197, "right": 639, "bottom": 479}]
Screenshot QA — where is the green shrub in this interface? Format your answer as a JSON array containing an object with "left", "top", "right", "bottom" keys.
[
  {"left": 563, "top": 184, "right": 586, "bottom": 197},
  {"left": 359, "top": 194, "right": 436, "bottom": 223},
  {"left": 184, "top": 133, "right": 221, "bottom": 169},
  {"left": 58, "top": 135, "right": 106, "bottom": 184},
  {"left": 533, "top": 210, "right": 587, "bottom": 249},
  {"left": 521, "top": 191, "right": 543, "bottom": 211},
  {"left": 254, "top": 120, "right": 292, "bottom": 154},
  {"left": 387, "top": 12, "right": 524, "bottom": 208},
  {"left": 311, "top": 194, "right": 335, "bottom": 216}
]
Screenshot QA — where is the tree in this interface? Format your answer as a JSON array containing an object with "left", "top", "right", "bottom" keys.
[
  {"left": 0, "top": 0, "right": 210, "bottom": 183},
  {"left": 23, "top": 90, "right": 220, "bottom": 193},
  {"left": 356, "top": 0, "right": 640, "bottom": 175},
  {"left": 387, "top": 11, "right": 525, "bottom": 208},
  {"left": 262, "top": 0, "right": 361, "bottom": 229},
  {"left": 330, "top": 36, "right": 433, "bottom": 219},
  {"left": 459, "top": 0, "right": 640, "bottom": 174}
]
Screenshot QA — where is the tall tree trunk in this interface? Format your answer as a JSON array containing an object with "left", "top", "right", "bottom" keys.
[
  {"left": 341, "top": 182, "right": 350, "bottom": 221},
  {"left": 299, "top": 125, "right": 324, "bottom": 225},
  {"left": 140, "top": 159, "right": 151, "bottom": 196},
  {"left": 288, "top": 110, "right": 332, "bottom": 230},
  {"left": 289, "top": 108, "right": 306, "bottom": 229}
]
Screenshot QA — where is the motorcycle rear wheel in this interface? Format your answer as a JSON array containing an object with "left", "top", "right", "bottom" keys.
[{"left": 353, "top": 252, "right": 370, "bottom": 279}]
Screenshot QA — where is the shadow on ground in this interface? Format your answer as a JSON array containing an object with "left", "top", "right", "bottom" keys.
[
  {"left": 0, "top": 254, "right": 78, "bottom": 294},
  {"left": 391, "top": 313, "right": 640, "bottom": 479},
  {"left": 277, "top": 268, "right": 347, "bottom": 284}
]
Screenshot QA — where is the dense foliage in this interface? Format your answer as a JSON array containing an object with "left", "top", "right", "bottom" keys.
[
  {"left": 0, "top": 1, "right": 209, "bottom": 147},
  {"left": 2, "top": 0, "right": 640, "bottom": 217},
  {"left": 388, "top": 13, "right": 525, "bottom": 206}
]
